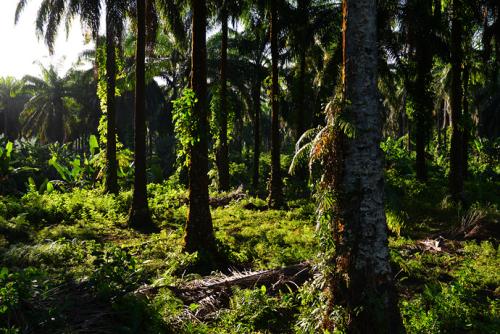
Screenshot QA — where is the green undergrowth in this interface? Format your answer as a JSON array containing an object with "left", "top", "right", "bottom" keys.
[{"left": 0, "top": 172, "right": 499, "bottom": 333}]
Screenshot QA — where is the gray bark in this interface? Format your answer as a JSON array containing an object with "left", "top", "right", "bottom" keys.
[{"left": 326, "top": 1, "right": 404, "bottom": 332}]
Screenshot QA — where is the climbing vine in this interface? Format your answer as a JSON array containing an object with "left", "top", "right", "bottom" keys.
[{"left": 172, "top": 88, "right": 199, "bottom": 168}]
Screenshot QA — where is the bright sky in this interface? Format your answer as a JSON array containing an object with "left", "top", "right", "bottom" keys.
[{"left": 0, "top": 0, "right": 92, "bottom": 79}]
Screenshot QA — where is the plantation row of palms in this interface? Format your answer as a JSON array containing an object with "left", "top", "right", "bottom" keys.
[{"left": 0, "top": 0, "right": 499, "bottom": 330}]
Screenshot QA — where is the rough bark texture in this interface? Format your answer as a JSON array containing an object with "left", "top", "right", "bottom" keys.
[
  {"left": 268, "top": 0, "right": 284, "bottom": 208},
  {"left": 449, "top": 1, "right": 464, "bottom": 201},
  {"left": 326, "top": 1, "right": 404, "bottom": 332},
  {"left": 129, "top": 0, "right": 153, "bottom": 231},
  {"left": 216, "top": 8, "right": 230, "bottom": 192},
  {"left": 184, "top": 0, "right": 217, "bottom": 256},
  {"left": 252, "top": 79, "right": 261, "bottom": 194},
  {"left": 104, "top": 3, "right": 118, "bottom": 195}
]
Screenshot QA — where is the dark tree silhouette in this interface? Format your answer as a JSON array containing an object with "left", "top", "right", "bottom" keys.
[
  {"left": 184, "top": 0, "right": 217, "bottom": 257},
  {"left": 129, "top": 0, "right": 154, "bottom": 231}
]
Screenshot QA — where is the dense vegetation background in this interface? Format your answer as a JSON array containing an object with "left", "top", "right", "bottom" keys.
[{"left": 0, "top": 0, "right": 499, "bottom": 333}]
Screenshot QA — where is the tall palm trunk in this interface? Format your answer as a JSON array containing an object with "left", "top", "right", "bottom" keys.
[
  {"left": 129, "top": 0, "right": 153, "bottom": 230},
  {"left": 252, "top": 77, "right": 261, "bottom": 193},
  {"left": 216, "top": 7, "right": 230, "bottom": 191},
  {"left": 462, "top": 64, "right": 469, "bottom": 179},
  {"left": 414, "top": 0, "right": 433, "bottom": 181},
  {"left": 268, "top": 0, "right": 284, "bottom": 208},
  {"left": 449, "top": 0, "right": 464, "bottom": 201},
  {"left": 297, "top": 48, "right": 306, "bottom": 139},
  {"left": 326, "top": 0, "right": 403, "bottom": 332},
  {"left": 296, "top": 0, "right": 309, "bottom": 141},
  {"left": 104, "top": 3, "right": 118, "bottom": 195},
  {"left": 184, "top": 0, "right": 217, "bottom": 256}
]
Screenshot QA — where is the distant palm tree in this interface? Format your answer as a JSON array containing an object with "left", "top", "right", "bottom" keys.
[
  {"left": 268, "top": 0, "right": 284, "bottom": 208},
  {"left": 0, "top": 77, "right": 25, "bottom": 140},
  {"left": 16, "top": 0, "right": 128, "bottom": 194},
  {"left": 20, "top": 66, "right": 78, "bottom": 143},
  {"left": 211, "top": 0, "right": 246, "bottom": 191}
]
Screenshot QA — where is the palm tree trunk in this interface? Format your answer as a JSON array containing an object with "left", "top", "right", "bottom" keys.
[
  {"left": 129, "top": 0, "right": 153, "bottom": 230},
  {"left": 104, "top": 3, "right": 118, "bottom": 195},
  {"left": 462, "top": 64, "right": 469, "bottom": 179},
  {"left": 414, "top": 0, "right": 433, "bottom": 181},
  {"left": 325, "top": 0, "right": 404, "bottom": 332},
  {"left": 296, "top": 0, "right": 309, "bottom": 142},
  {"left": 449, "top": 1, "right": 464, "bottom": 201},
  {"left": 216, "top": 7, "right": 230, "bottom": 191},
  {"left": 184, "top": 0, "right": 217, "bottom": 257},
  {"left": 252, "top": 78, "right": 261, "bottom": 194},
  {"left": 268, "top": 0, "right": 284, "bottom": 208}
]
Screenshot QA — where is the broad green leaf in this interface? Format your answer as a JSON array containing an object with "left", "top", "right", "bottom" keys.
[
  {"left": 5, "top": 141, "right": 13, "bottom": 158},
  {"left": 89, "top": 135, "right": 99, "bottom": 155}
]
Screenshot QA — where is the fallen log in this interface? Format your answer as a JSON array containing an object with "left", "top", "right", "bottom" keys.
[{"left": 135, "top": 261, "right": 314, "bottom": 317}]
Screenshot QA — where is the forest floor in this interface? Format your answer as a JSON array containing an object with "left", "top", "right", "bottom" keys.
[{"left": 1, "top": 172, "right": 499, "bottom": 333}]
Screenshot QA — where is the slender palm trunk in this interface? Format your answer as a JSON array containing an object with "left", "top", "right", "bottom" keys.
[
  {"left": 296, "top": 0, "right": 309, "bottom": 141},
  {"left": 252, "top": 78, "right": 261, "bottom": 194},
  {"left": 268, "top": 0, "right": 284, "bottom": 208},
  {"left": 297, "top": 50, "right": 306, "bottom": 139},
  {"left": 462, "top": 65, "right": 469, "bottom": 179},
  {"left": 449, "top": 1, "right": 464, "bottom": 201},
  {"left": 129, "top": 0, "right": 153, "bottom": 230},
  {"left": 216, "top": 8, "right": 230, "bottom": 191},
  {"left": 325, "top": 0, "right": 404, "bottom": 332},
  {"left": 414, "top": 0, "right": 433, "bottom": 181},
  {"left": 104, "top": 3, "right": 118, "bottom": 195},
  {"left": 184, "top": 0, "right": 217, "bottom": 256}
]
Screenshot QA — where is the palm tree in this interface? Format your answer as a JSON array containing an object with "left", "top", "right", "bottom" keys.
[
  {"left": 268, "top": 0, "right": 284, "bottom": 208},
  {"left": 211, "top": 0, "right": 245, "bottom": 191},
  {"left": 405, "top": 0, "right": 435, "bottom": 181},
  {"left": 325, "top": 0, "right": 403, "bottom": 331},
  {"left": 129, "top": 0, "right": 154, "bottom": 230},
  {"left": 235, "top": 7, "right": 269, "bottom": 194},
  {"left": 0, "top": 77, "right": 25, "bottom": 141},
  {"left": 215, "top": 1, "right": 231, "bottom": 191},
  {"left": 15, "top": 0, "right": 128, "bottom": 194},
  {"left": 20, "top": 66, "right": 78, "bottom": 143},
  {"left": 184, "top": 0, "right": 218, "bottom": 257}
]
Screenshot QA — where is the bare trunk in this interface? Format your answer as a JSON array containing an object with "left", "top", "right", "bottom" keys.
[
  {"left": 449, "top": 2, "right": 464, "bottom": 201},
  {"left": 296, "top": 0, "right": 309, "bottom": 141},
  {"left": 462, "top": 65, "right": 469, "bottom": 180},
  {"left": 216, "top": 8, "right": 230, "bottom": 191},
  {"left": 414, "top": 1, "right": 433, "bottom": 181},
  {"left": 325, "top": 1, "right": 404, "bottom": 332},
  {"left": 184, "top": 0, "right": 217, "bottom": 257},
  {"left": 252, "top": 79, "right": 261, "bottom": 194},
  {"left": 268, "top": 0, "right": 284, "bottom": 208},
  {"left": 129, "top": 0, "right": 153, "bottom": 231},
  {"left": 104, "top": 2, "right": 118, "bottom": 195}
]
